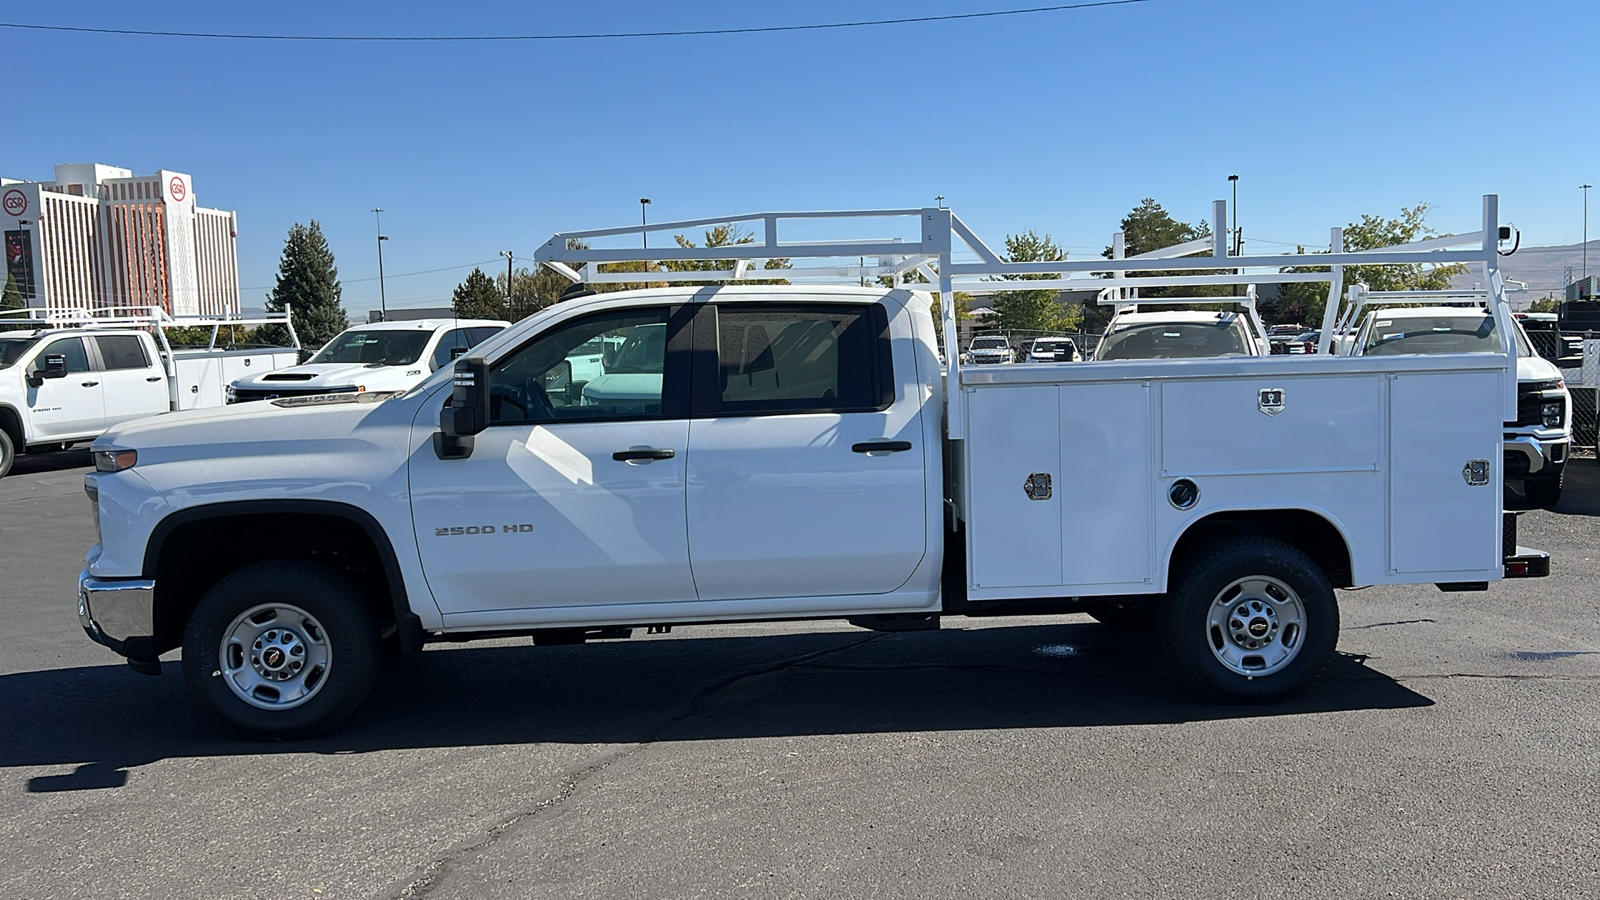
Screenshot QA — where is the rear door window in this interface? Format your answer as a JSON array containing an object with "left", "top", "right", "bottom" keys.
[
  {"left": 95, "top": 335, "right": 151, "bottom": 370},
  {"left": 700, "top": 305, "right": 892, "bottom": 416}
]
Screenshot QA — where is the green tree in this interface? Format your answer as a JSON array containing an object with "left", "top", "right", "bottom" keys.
[
  {"left": 1279, "top": 203, "right": 1468, "bottom": 326},
  {"left": 1095, "top": 199, "right": 1221, "bottom": 324},
  {"left": 497, "top": 265, "right": 583, "bottom": 319},
  {"left": 990, "top": 230, "right": 1079, "bottom": 333},
  {"left": 1528, "top": 295, "right": 1559, "bottom": 313},
  {"left": 0, "top": 273, "right": 22, "bottom": 311},
  {"left": 257, "top": 221, "right": 347, "bottom": 347},
  {"left": 452, "top": 267, "right": 507, "bottom": 320},
  {"left": 661, "top": 224, "right": 791, "bottom": 286}
]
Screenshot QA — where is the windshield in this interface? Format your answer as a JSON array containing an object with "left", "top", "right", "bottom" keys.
[
  {"left": 970, "top": 338, "right": 1007, "bottom": 349},
  {"left": 1362, "top": 314, "right": 1503, "bottom": 356},
  {"left": 1095, "top": 319, "right": 1251, "bottom": 360},
  {"left": 0, "top": 335, "right": 39, "bottom": 368},
  {"left": 308, "top": 329, "right": 433, "bottom": 366}
]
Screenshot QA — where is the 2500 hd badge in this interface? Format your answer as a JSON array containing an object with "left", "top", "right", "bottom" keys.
[{"left": 435, "top": 524, "right": 535, "bottom": 536}]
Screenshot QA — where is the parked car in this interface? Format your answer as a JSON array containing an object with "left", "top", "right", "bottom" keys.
[
  {"left": 0, "top": 309, "right": 298, "bottom": 478},
  {"left": 1094, "top": 309, "right": 1266, "bottom": 360},
  {"left": 1351, "top": 305, "right": 1570, "bottom": 507},
  {"left": 965, "top": 334, "right": 1013, "bottom": 364},
  {"left": 227, "top": 319, "right": 507, "bottom": 404},
  {"left": 1026, "top": 337, "right": 1079, "bottom": 362}
]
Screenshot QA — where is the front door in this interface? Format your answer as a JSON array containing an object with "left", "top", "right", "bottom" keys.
[
  {"left": 684, "top": 303, "right": 928, "bottom": 601},
  {"left": 409, "top": 305, "right": 698, "bottom": 621},
  {"left": 27, "top": 337, "right": 105, "bottom": 440}
]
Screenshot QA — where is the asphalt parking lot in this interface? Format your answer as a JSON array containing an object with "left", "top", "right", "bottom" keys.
[{"left": 3, "top": 451, "right": 1598, "bottom": 899}]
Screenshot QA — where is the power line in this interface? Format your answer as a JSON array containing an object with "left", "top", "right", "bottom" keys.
[
  {"left": 241, "top": 257, "right": 506, "bottom": 291},
  {"left": 0, "top": 2, "right": 1149, "bottom": 42}
]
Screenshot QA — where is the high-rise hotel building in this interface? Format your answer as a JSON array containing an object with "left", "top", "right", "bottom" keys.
[{"left": 2, "top": 163, "right": 241, "bottom": 317}]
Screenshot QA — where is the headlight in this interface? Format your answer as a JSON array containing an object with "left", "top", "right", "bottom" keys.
[
  {"left": 1542, "top": 401, "right": 1563, "bottom": 428},
  {"left": 93, "top": 449, "right": 137, "bottom": 472}
]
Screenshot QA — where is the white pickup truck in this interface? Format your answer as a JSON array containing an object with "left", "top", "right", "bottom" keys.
[
  {"left": 226, "top": 318, "right": 507, "bottom": 404},
  {"left": 77, "top": 200, "right": 1548, "bottom": 738},
  {"left": 0, "top": 309, "right": 298, "bottom": 478}
]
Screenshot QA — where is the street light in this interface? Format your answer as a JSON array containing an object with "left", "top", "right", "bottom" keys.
[
  {"left": 1227, "top": 174, "right": 1240, "bottom": 256},
  {"left": 1583, "top": 184, "right": 1592, "bottom": 282},
  {"left": 499, "top": 249, "right": 514, "bottom": 314},
  {"left": 372, "top": 208, "right": 389, "bottom": 321},
  {"left": 640, "top": 198, "right": 651, "bottom": 249}
]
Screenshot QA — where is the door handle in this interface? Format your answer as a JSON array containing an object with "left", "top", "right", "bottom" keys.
[
  {"left": 146, "top": 376, "right": 162, "bottom": 382},
  {"left": 613, "top": 448, "right": 676, "bottom": 462},
  {"left": 81, "top": 381, "right": 100, "bottom": 387},
  {"left": 852, "top": 440, "right": 913, "bottom": 453}
]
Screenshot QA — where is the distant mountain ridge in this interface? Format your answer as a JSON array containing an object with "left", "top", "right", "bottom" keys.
[{"left": 1449, "top": 240, "right": 1600, "bottom": 303}]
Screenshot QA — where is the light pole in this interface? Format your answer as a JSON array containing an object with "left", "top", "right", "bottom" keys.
[
  {"left": 1227, "top": 174, "right": 1240, "bottom": 255},
  {"left": 499, "top": 249, "right": 514, "bottom": 316},
  {"left": 372, "top": 208, "right": 388, "bottom": 321},
  {"left": 640, "top": 198, "right": 650, "bottom": 250},
  {"left": 1583, "top": 184, "right": 1592, "bottom": 283}
]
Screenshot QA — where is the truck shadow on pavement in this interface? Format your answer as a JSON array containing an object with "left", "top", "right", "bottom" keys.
[
  {"left": 5, "top": 621, "right": 1431, "bottom": 793},
  {"left": 6, "top": 450, "right": 91, "bottom": 478}
]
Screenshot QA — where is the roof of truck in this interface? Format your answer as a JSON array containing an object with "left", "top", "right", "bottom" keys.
[{"left": 352, "top": 318, "right": 508, "bottom": 331}]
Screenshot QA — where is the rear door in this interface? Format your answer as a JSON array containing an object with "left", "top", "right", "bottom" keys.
[
  {"left": 684, "top": 302, "right": 927, "bottom": 601},
  {"left": 93, "top": 334, "right": 169, "bottom": 425}
]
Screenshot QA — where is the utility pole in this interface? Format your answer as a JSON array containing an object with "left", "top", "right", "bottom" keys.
[
  {"left": 640, "top": 198, "right": 651, "bottom": 250},
  {"left": 372, "top": 208, "right": 388, "bottom": 321},
  {"left": 499, "top": 250, "right": 514, "bottom": 317}
]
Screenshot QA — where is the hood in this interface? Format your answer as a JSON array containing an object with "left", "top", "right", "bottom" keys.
[
  {"left": 1517, "top": 354, "right": 1562, "bottom": 385},
  {"left": 232, "top": 361, "right": 427, "bottom": 390},
  {"left": 95, "top": 390, "right": 415, "bottom": 457}
]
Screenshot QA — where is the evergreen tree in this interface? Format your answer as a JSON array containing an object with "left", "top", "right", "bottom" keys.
[
  {"left": 0, "top": 273, "right": 22, "bottom": 311},
  {"left": 452, "top": 267, "right": 507, "bottom": 320},
  {"left": 257, "top": 221, "right": 347, "bottom": 348}
]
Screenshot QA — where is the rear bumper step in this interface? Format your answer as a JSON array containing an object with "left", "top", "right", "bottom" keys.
[{"left": 1505, "top": 547, "right": 1550, "bottom": 578}]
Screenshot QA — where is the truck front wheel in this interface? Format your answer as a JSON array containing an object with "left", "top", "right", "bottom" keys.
[
  {"left": 0, "top": 428, "right": 14, "bottom": 479},
  {"left": 1160, "top": 538, "right": 1337, "bottom": 703},
  {"left": 182, "top": 560, "right": 380, "bottom": 738}
]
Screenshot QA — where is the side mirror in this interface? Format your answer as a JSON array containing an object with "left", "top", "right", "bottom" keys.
[
  {"left": 450, "top": 346, "right": 469, "bottom": 361},
  {"left": 28, "top": 354, "right": 67, "bottom": 387},
  {"left": 434, "top": 357, "right": 488, "bottom": 460}
]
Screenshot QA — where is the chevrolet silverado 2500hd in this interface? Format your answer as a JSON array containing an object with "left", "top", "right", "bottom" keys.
[{"left": 77, "top": 200, "right": 1546, "bottom": 737}]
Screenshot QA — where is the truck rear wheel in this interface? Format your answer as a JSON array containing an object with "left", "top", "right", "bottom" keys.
[
  {"left": 1160, "top": 538, "right": 1337, "bottom": 703},
  {"left": 182, "top": 560, "right": 380, "bottom": 738},
  {"left": 0, "top": 429, "right": 13, "bottom": 479}
]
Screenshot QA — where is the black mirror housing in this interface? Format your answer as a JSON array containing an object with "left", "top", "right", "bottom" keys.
[{"left": 435, "top": 357, "right": 489, "bottom": 460}]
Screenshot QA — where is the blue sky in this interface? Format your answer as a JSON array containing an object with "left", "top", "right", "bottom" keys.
[{"left": 6, "top": 0, "right": 1599, "bottom": 314}]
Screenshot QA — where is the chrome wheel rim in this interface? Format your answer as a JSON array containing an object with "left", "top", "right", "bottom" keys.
[
  {"left": 1205, "top": 576, "right": 1305, "bottom": 677},
  {"left": 219, "top": 603, "right": 332, "bottom": 711}
]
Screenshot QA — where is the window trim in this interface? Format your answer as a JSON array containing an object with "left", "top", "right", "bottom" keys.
[
  {"left": 482, "top": 304, "right": 692, "bottom": 428},
  {"left": 690, "top": 302, "right": 895, "bottom": 419}
]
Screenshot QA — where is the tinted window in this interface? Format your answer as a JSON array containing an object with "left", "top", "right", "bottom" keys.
[
  {"left": 36, "top": 337, "right": 90, "bottom": 373},
  {"left": 488, "top": 309, "right": 669, "bottom": 425},
  {"left": 1096, "top": 320, "right": 1252, "bottom": 360},
  {"left": 466, "top": 326, "right": 502, "bottom": 347},
  {"left": 431, "top": 329, "right": 469, "bottom": 371},
  {"left": 309, "top": 329, "right": 432, "bottom": 366},
  {"left": 95, "top": 335, "right": 150, "bottom": 370},
  {"left": 0, "top": 336, "right": 38, "bottom": 368},
  {"left": 713, "top": 306, "right": 886, "bottom": 414},
  {"left": 1362, "top": 315, "right": 1501, "bottom": 356}
]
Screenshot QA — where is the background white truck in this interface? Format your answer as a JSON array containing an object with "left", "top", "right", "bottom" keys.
[
  {"left": 77, "top": 197, "right": 1547, "bottom": 738},
  {"left": 0, "top": 307, "right": 298, "bottom": 478},
  {"left": 226, "top": 318, "right": 507, "bottom": 404}
]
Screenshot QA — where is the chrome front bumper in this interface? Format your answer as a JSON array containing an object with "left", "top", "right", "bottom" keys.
[
  {"left": 78, "top": 568, "right": 159, "bottom": 671},
  {"left": 1504, "top": 435, "right": 1568, "bottom": 476}
]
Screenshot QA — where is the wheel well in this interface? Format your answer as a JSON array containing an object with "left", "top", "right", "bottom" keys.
[
  {"left": 1171, "top": 510, "right": 1352, "bottom": 589},
  {"left": 0, "top": 406, "right": 22, "bottom": 449},
  {"left": 149, "top": 512, "right": 400, "bottom": 655}
]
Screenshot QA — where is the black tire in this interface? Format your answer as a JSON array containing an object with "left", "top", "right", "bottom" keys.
[
  {"left": 0, "top": 428, "right": 13, "bottom": 479},
  {"left": 1159, "top": 537, "right": 1338, "bottom": 703},
  {"left": 183, "top": 560, "right": 381, "bottom": 739},
  {"left": 1524, "top": 474, "right": 1563, "bottom": 509},
  {"left": 1083, "top": 599, "right": 1158, "bottom": 629}
]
